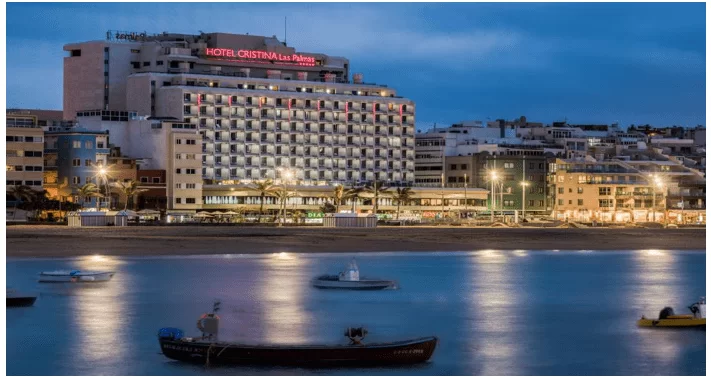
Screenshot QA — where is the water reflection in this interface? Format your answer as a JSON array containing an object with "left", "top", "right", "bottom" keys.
[
  {"left": 258, "top": 253, "right": 312, "bottom": 344},
  {"left": 629, "top": 249, "right": 685, "bottom": 365},
  {"left": 70, "top": 256, "right": 128, "bottom": 366},
  {"left": 469, "top": 250, "right": 524, "bottom": 375}
]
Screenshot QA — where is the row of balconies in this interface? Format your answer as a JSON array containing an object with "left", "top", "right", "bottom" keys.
[
  {"left": 183, "top": 95, "right": 415, "bottom": 113},
  {"left": 204, "top": 147, "right": 411, "bottom": 158}
]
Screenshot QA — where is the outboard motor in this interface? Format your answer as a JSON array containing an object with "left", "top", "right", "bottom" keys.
[
  {"left": 659, "top": 307, "right": 675, "bottom": 319},
  {"left": 689, "top": 297, "right": 706, "bottom": 319},
  {"left": 197, "top": 300, "right": 221, "bottom": 340},
  {"left": 345, "top": 327, "right": 368, "bottom": 345}
]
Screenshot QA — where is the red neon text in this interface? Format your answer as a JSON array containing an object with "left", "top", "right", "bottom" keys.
[{"left": 205, "top": 48, "right": 316, "bottom": 66}]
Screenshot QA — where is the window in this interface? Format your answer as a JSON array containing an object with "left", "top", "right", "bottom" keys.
[
  {"left": 176, "top": 183, "right": 182, "bottom": 189},
  {"left": 528, "top": 200, "right": 535, "bottom": 207},
  {"left": 450, "top": 164, "right": 457, "bottom": 171},
  {"left": 599, "top": 187, "right": 611, "bottom": 196},
  {"left": 152, "top": 177, "right": 160, "bottom": 183},
  {"left": 141, "top": 177, "right": 149, "bottom": 183},
  {"left": 73, "top": 141, "right": 81, "bottom": 148},
  {"left": 176, "top": 198, "right": 182, "bottom": 204},
  {"left": 186, "top": 169, "right": 196, "bottom": 174},
  {"left": 157, "top": 60, "right": 164, "bottom": 66},
  {"left": 461, "top": 164, "right": 467, "bottom": 170},
  {"left": 538, "top": 200, "right": 545, "bottom": 207},
  {"left": 577, "top": 199, "right": 584, "bottom": 206},
  {"left": 577, "top": 187, "right": 583, "bottom": 194},
  {"left": 72, "top": 159, "right": 81, "bottom": 167},
  {"left": 538, "top": 187, "right": 544, "bottom": 194},
  {"left": 176, "top": 139, "right": 182, "bottom": 144},
  {"left": 85, "top": 141, "right": 93, "bottom": 149},
  {"left": 529, "top": 162, "right": 535, "bottom": 170},
  {"left": 176, "top": 153, "right": 182, "bottom": 160},
  {"left": 598, "top": 199, "right": 614, "bottom": 208},
  {"left": 85, "top": 159, "right": 92, "bottom": 166},
  {"left": 72, "top": 176, "right": 81, "bottom": 184},
  {"left": 186, "top": 183, "right": 196, "bottom": 189},
  {"left": 558, "top": 187, "right": 564, "bottom": 194},
  {"left": 558, "top": 199, "right": 563, "bottom": 205},
  {"left": 186, "top": 139, "right": 196, "bottom": 145},
  {"left": 175, "top": 169, "right": 182, "bottom": 174},
  {"left": 186, "top": 198, "right": 196, "bottom": 204},
  {"left": 504, "top": 162, "right": 515, "bottom": 169},
  {"left": 568, "top": 188, "right": 573, "bottom": 193}
]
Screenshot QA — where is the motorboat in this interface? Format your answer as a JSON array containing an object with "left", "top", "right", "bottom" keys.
[
  {"left": 158, "top": 301, "right": 437, "bottom": 367},
  {"left": 637, "top": 297, "right": 706, "bottom": 328},
  {"left": 7, "top": 289, "right": 37, "bottom": 307},
  {"left": 312, "top": 259, "right": 397, "bottom": 290},
  {"left": 38, "top": 270, "right": 115, "bottom": 283}
]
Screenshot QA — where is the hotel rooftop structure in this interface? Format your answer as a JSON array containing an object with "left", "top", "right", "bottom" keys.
[{"left": 64, "top": 31, "right": 416, "bottom": 192}]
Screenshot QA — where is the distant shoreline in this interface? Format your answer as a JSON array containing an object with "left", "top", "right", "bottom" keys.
[{"left": 5, "top": 225, "right": 705, "bottom": 258}]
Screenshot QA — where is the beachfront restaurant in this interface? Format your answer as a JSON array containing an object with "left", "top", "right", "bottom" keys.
[{"left": 68, "top": 211, "right": 130, "bottom": 227}]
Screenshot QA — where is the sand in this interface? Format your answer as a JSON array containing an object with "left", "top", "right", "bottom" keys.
[{"left": 4, "top": 225, "right": 706, "bottom": 258}]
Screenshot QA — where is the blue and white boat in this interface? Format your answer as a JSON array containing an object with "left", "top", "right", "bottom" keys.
[{"left": 38, "top": 270, "right": 115, "bottom": 283}]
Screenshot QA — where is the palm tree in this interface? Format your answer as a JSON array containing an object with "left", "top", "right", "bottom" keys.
[
  {"left": 249, "top": 179, "right": 277, "bottom": 218},
  {"left": 392, "top": 187, "right": 414, "bottom": 220},
  {"left": 8, "top": 185, "right": 35, "bottom": 220},
  {"left": 56, "top": 177, "right": 73, "bottom": 220},
  {"left": 331, "top": 184, "right": 345, "bottom": 213},
  {"left": 270, "top": 189, "right": 295, "bottom": 224},
  {"left": 111, "top": 180, "right": 148, "bottom": 210},
  {"left": 344, "top": 185, "right": 365, "bottom": 213},
  {"left": 75, "top": 183, "right": 103, "bottom": 210},
  {"left": 365, "top": 180, "right": 390, "bottom": 215}
]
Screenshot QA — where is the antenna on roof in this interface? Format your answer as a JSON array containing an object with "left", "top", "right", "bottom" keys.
[{"left": 284, "top": 16, "right": 287, "bottom": 46}]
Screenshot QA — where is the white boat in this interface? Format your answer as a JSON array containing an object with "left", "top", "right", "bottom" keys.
[
  {"left": 312, "top": 259, "right": 397, "bottom": 290},
  {"left": 38, "top": 270, "right": 115, "bottom": 283}
]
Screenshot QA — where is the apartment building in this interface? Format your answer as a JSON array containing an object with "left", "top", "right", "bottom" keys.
[{"left": 6, "top": 113, "right": 45, "bottom": 191}]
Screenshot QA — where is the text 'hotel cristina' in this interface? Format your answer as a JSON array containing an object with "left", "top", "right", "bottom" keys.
[{"left": 63, "top": 31, "right": 417, "bottom": 190}]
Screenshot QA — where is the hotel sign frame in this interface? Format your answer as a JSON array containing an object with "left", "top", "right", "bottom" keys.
[{"left": 106, "top": 30, "right": 150, "bottom": 42}]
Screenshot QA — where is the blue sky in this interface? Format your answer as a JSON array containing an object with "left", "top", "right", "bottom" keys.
[{"left": 6, "top": 2, "right": 706, "bottom": 129}]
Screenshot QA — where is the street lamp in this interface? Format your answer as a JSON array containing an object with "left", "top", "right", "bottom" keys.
[
  {"left": 96, "top": 166, "right": 111, "bottom": 211},
  {"left": 489, "top": 171, "right": 499, "bottom": 223},
  {"left": 464, "top": 173, "right": 468, "bottom": 218},
  {"left": 520, "top": 180, "right": 529, "bottom": 222}
]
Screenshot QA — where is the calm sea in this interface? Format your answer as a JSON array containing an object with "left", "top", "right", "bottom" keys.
[{"left": 6, "top": 250, "right": 706, "bottom": 375}]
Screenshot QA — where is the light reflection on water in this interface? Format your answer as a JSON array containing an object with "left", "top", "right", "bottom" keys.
[{"left": 6, "top": 250, "right": 705, "bottom": 376}]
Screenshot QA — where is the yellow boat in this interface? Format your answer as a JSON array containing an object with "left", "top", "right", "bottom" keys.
[{"left": 637, "top": 297, "right": 706, "bottom": 328}]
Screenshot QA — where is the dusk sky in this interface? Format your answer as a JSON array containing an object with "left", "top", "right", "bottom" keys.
[{"left": 6, "top": 2, "right": 706, "bottom": 130}]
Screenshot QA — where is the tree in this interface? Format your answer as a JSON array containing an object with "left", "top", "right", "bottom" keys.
[
  {"left": 331, "top": 184, "right": 345, "bottom": 213},
  {"left": 344, "top": 185, "right": 365, "bottom": 213},
  {"left": 364, "top": 180, "right": 390, "bottom": 214},
  {"left": 56, "top": 177, "right": 73, "bottom": 220},
  {"left": 8, "top": 185, "right": 35, "bottom": 220},
  {"left": 392, "top": 187, "right": 414, "bottom": 220},
  {"left": 320, "top": 201, "right": 337, "bottom": 214},
  {"left": 75, "top": 183, "right": 103, "bottom": 210},
  {"left": 271, "top": 189, "right": 296, "bottom": 224},
  {"left": 111, "top": 180, "right": 148, "bottom": 210},
  {"left": 249, "top": 179, "right": 277, "bottom": 218}
]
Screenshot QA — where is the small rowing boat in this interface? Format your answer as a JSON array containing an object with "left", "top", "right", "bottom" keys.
[
  {"left": 38, "top": 270, "right": 115, "bottom": 283},
  {"left": 637, "top": 297, "right": 706, "bottom": 328}
]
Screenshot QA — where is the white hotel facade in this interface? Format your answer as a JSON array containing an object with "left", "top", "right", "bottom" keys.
[{"left": 63, "top": 31, "right": 416, "bottom": 198}]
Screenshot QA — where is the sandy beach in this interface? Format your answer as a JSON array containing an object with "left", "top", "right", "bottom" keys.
[{"left": 4, "top": 225, "right": 706, "bottom": 257}]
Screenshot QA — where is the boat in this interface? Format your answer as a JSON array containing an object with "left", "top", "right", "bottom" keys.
[
  {"left": 7, "top": 289, "right": 37, "bottom": 307},
  {"left": 312, "top": 259, "right": 397, "bottom": 290},
  {"left": 158, "top": 301, "right": 437, "bottom": 367},
  {"left": 637, "top": 297, "right": 706, "bottom": 328},
  {"left": 38, "top": 270, "right": 115, "bottom": 283}
]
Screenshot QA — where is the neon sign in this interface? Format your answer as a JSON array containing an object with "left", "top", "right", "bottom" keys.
[{"left": 204, "top": 48, "right": 316, "bottom": 67}]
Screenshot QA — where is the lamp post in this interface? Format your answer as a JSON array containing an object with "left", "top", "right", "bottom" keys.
[
  {"left": 464, "top": 173, "right": 468, "bottom": 218},
  {"left": 440, "top": 173, "right": 445, "bottom": 221},
  {"left": 521, "top": 181, "right": 529, "bottom": 221},
  {"left": 97, "top": 166, "right": 110, "bottom": 211},
  {"left": 489, "top": 171, "right": 498, "bottom": 223},
  {"left": 278, "top": 168, "right": 293, "bottom": 227}
]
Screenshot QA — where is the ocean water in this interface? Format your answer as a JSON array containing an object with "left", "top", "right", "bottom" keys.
[{"left": 6, "top": 250, "right": 706, "bottom": 376}]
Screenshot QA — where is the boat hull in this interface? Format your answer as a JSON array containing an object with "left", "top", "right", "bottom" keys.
[
  {"left": 38, "top": 272, "right": 114, "bottom": 283},
  {"left": 312, "top": 279, "right": 397, "bottom": 290},
  {"left": 7, "top": 296, "right": 37, "bottom": 307},
  {"left": 637, "top": 318, "right": 705, "bottom": 328},
  {"left": 159, "top": 336, "right": 438, "bottom": 366}
]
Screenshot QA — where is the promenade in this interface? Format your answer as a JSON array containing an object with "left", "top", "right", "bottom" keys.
[{"left": 5, "top": 225, "right": 705, "bottom": 257}]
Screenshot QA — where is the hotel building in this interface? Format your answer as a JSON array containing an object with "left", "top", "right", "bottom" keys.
[{"left": 64, "top": 31, "right": 416, "bottom": 192}]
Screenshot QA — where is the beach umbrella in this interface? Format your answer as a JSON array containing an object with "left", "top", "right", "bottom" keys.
[
  {"left": 195, "top": 213, "right": 214, "bottom": 218},
  {"left": 222, "top": 211, "right": 240, "bottom": 215}
]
